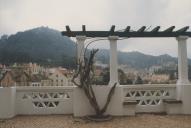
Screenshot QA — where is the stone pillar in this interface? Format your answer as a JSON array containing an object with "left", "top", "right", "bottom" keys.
[
  {"left": 0, "top": 87, "right": 16, "bottom": 119},
  {"left": 176, "top": 36, "right": 190, "bottom": 100},
  {"left": 76, "top": 36, "right": 86, "bottom": 64},
  {"left": 108, "top": 36, "right": 119, "bottom": 85}
]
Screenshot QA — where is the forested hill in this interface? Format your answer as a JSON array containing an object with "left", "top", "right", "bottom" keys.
[
  {"left": 96, "top": 49, "right": 187, "bottom": 69},
  {"left": 0, "top": 27, "right": 76, "bottom": 68}
]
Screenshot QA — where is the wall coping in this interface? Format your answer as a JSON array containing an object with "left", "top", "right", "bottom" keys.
[
  {"left": 16, "top": 86, "right": 75, "bottom": 92},
  {"left": 5, "top": 84, "right": 177, "bottom": 92},
  {"left": 121, "top": 84, "right": 176, "bottom": 89}
]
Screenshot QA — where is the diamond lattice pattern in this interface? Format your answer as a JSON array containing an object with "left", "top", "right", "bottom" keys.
[
  {"left": 125, "top": 90, "right": 170, "bottom": 106},
  {"left": 22, "top": 92, "right": 70, "bottom": 108}
]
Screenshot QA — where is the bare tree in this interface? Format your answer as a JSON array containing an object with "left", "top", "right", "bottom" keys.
[{"left": 72, "top": 49, "right": 116, "bottom": 117}]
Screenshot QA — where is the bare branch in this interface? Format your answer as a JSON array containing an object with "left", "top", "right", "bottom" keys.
[
  {"left": 71, "top": 48, "right": 116, "bottom": 116},
  {"left": 100, "top": 83, "right": 117, "bottom": 114}
]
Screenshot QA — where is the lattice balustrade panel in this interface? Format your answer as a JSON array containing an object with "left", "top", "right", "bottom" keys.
[
  {"left": 124, "top": 89, "right": 172, "bottom": 106},
  {"left": 22, "top": 92, "right": 71, "bottom": 108}
]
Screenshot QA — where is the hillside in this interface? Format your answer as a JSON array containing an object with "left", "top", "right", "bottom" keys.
[
  {"left": 0, "top": 27, "right": 76, "bottom": 68},
  {"left": 96, "top": 49, "right": 183, "bottom": 69},
  {"left": 0, "top": 27, "right": 190, "bottom": 69}
]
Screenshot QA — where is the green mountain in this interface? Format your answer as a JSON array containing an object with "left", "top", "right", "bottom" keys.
[
  {"left": 96, "top": 49, "right": 185, "bottom": 69},
  {"left": 0, "top": 27, "right": 76, "bottom": 68},
  {"left": 0, "top": 27, "right": 190, "bottom": 69}
]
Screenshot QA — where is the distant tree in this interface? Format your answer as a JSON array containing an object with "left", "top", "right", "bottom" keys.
[
  {"left": 169, "top": 72, "right": 175, "bottom": 80},
  {"left": 126, "top": 78, "right": 133, "bottom": 85},
  {"left": 99, "top": 68, "right": 131, "bottom": 85},
  {"left": 118, "top": 69, "right": 127, "bottom": 85},
  {"left": 101, "top": 68, "right": 110, "bottom": 85},
  {"left": 62, "top": 55, "right": 76, "bottom": 69},
  {"left": 134, "top": 76, "right": 143, "bottom": 84},
  {"left": 0, "top": 34, "right": 8, "bottom": 41}
]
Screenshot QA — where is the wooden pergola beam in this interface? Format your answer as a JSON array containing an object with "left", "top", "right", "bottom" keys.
[
  {"left": 109, "top": 25, "right": 115, "bottom": 35},
  {"left": 124, "top": 26, "right": 131, "bottom": 32},
  {"left": 137, "top": 26, "right": 146, "bottom": 32},
  {"left": 151, "top": 26, "right": 160, "bottom": 32},
  {"left": 66, "top": 25, "right": 71, "bottom": 32},
  {"left": 82, "top": 25, "right": 86, "bottom": 32},
  {"left": 61, "top": 25, "right": 191, "bottom": 38},
  {"left": 163, "top": 26, "right": 175, "bottom": 32},
  {"left": 176, "top": 26, "right": 189, "bottom": 33}
]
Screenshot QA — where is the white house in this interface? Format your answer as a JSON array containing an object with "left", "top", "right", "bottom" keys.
[{"left": 48, "top": 69, "right": 69, "bottom": 86}]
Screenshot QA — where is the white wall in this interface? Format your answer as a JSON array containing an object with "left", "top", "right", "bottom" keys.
[
  {"left": 73, "top": 85, "right": 124, "bottom": 117},
  {"left": 1, "top": 84, "right": 191, "bottom": 119}
]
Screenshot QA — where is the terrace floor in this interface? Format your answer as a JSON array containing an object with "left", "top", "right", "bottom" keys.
[{"left": 0, "top": 114, "right": 191, "bottom": 128}]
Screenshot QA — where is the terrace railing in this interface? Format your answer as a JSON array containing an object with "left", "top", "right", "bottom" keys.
[
  {"left": 16, "top": 86, "right": 74, "bottom": 115},
  {"left": 0, "top": 84, "right": 188, "bottom": 119},
  {"left": 122, "top": 84, "right": 176, "bottom": 112}
]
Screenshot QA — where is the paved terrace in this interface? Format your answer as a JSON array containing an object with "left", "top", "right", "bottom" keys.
[{"left": 1, "top": 114, "right": 191, "bottom": 128}]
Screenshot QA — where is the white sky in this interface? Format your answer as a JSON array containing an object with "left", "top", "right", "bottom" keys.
[{"left": 0, "top": 0, "right": 191, "bottom": 57}]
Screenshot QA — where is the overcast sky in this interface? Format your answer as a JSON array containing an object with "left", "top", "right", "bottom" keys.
[{"left": 0, "top": 0, "right": 191, "bottom": 57}]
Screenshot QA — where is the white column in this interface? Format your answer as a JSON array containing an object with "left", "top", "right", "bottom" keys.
[
  {"left": 176, "top": 36, "right": 190, "bottom": 100},
  {"left": 0, "top": 87, "right": 16, "bottom": 119},
  {"left": 76, "top": 36, "right": 86, "bottom": 64},
  {"left": 108, "top": 36, "right": 119, "bottom": 85}
]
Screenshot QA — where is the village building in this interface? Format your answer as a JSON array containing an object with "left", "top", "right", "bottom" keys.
[
  {"left": 0, "top": 70, "right": 16, "bottom": 87},
  {"left": 0, "top": 67, "right": 51, "bottom": 87},
  {"left": 0, "top": 68, "right": 30, "bottom": 87},
  {"left": 25, "top": 62, "right": 45, "bottom": 75},
  {"left": 12, "top": 69, "right": 30, "bottom": 86},
  {"left": 143, "top": 74, "right": 170, "bottom": 84},
  {"left": 48, "top": 69, "right": 69, "bottom": 86},
  {"left": 30, "top": 74, "right": 51, "bottom": 86}
]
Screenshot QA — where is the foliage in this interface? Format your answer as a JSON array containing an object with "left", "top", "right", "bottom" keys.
[
  {"left": 118, "top": 69, "right": 127, "bottom": 85},
  {"left": 99, "top": 68, "right": 133, "bottom": 85},
  {"left": 126, "top": 78, "right": 133, "bottom": 85},
  {"left": 134, "top": 76, "right": 143, "bottom": 84},
  {"left": 100, "top": 68, "right": 110, "bottom": 85}
]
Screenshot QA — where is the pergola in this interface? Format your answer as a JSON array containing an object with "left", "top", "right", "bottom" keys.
[{"left": 62, "top": 25, "right": 191, "bottom": 100}]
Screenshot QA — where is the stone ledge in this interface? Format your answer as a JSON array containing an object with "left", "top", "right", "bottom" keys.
[
  {"left": 163, "top": 99, "right": 182, "bottom": 104},
  {"left": 123, "top": 100, "right": 138, "bottom": 106}
]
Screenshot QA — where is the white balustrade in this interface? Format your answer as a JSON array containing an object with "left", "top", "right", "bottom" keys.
[
  {"left": 16, "top": 86, "right": 74, "bottom": 115},
  {"left": 0, "top": 84, "right": 190, "bottom": 118},
  {"left": 122, "top": 84, "right": 176, "bottom": 113}
]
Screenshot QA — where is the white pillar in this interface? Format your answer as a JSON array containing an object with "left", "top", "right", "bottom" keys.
[
  {"left": 176, "top": 36, "right": 190, "bottom": 100},
  {"left": 108, "top": 36, "right": 119, "bottom": 85},
  {"left": 0, "top": 87, "right": 16, "bottom": 119},
  {"left": 76, "top": 36, "right": 86, "bottom": 64}
]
